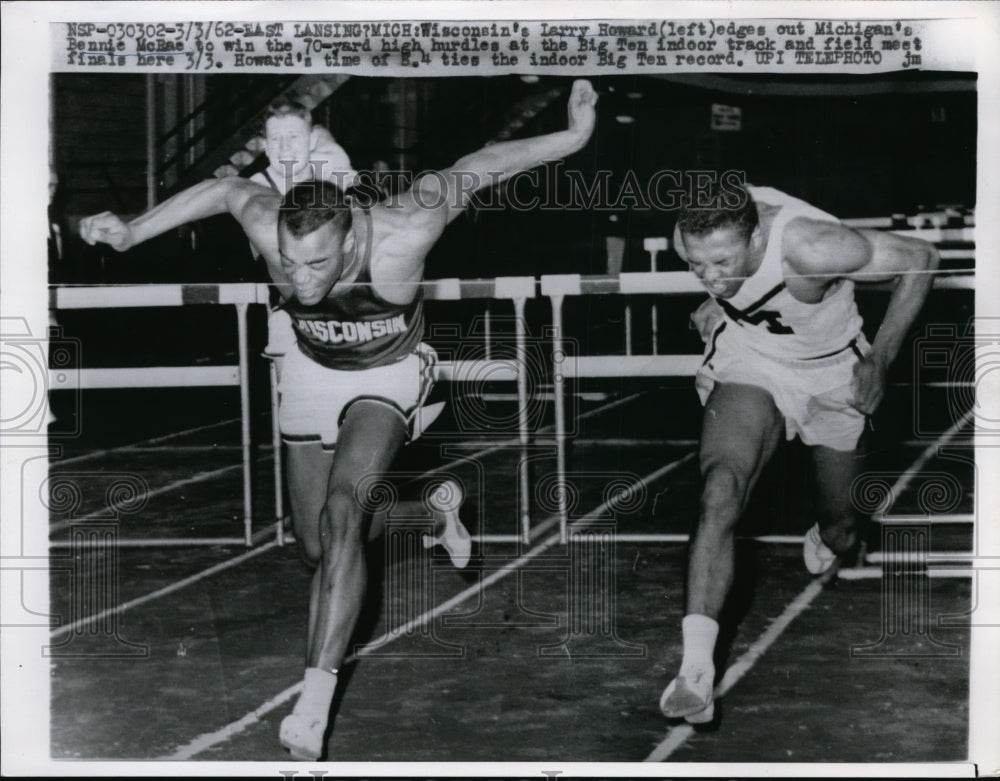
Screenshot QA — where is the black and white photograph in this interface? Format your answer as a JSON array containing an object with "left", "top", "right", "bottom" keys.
[{"left": 1, "top": 1, "right": 998, "bottom": 776}]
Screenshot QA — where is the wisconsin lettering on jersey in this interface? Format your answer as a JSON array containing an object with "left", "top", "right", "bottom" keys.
[{"left": 295, "top": 313, "right": 409, "bottom": 344}]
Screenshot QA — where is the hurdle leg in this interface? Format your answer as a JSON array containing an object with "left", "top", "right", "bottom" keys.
[
  {"left": 851, "top": 520, "right": 960, "bottom": 658},
  {"left": 650, "top": 255, "right": 659, "bottom": 355},
  {"left": 643, "top": 238, "right": 668, "bottom": 356},
  {"left": 513, "top": 297, "right": 531, "bottom": 544},
  {"left": 549, "top": 293, "right": 569, "bottom": 543},
  {"left": 46, "top": 522, "right": 148, "bottom": 658},
  {"left": 357, "top": 517, "right": 463, "bottom": 658},
  {"left": 538, "top": 521, "right": 646, "bottom": 658},
  {"left": 483, "top": 303, "right": 492, "bottom": 361},
  {"left": 235, "top": 302, "right": 253, "bottom": 546},
  {"left": 624, "top": 302, "right": 632, "bottom": 356},
  {"left": 269, "top": 359, "right": 285, "bottom": 545}
]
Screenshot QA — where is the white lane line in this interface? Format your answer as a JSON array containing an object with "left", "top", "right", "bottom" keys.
[
  {"left": 157, "top": 680, "right": 304, "bottom": 762},
  {"left": 49, "top": 540, "right": 280, "bottom": 640},
  {"left": 528, "top": 451, "right": 697, "bottom": 541},
  {"left": 567, "top": 438, "right": 697, "bottom": 447},
  {"left": 645, "top": 406, "right": 976, "bottom": 762},
  {"left": 52, "top": 387, "right": 647, "bottom": 471},
  {"left": 51, "top": 392, "right": 647, "bottom": 528},
  {"left": 903, "top": 439, "right": 974, "bottom": 447},
  {"left": 50, "top": 390, "right": 646, "bottom": 531},
  {"left": 881, "top": 408, "right": 975, "bottom": 514},
  {"left": 54, "top": 388, "right": 658, "bottom": 755},
  {"left": 49, "top": 393, "right": 642, "bottom": 534},
  {"left": 53, "top": 417, "right": 242, "bottom": 466},
  {"left": 46, "top": 392, "right": 650, "bottom": 643},
  {"left": 48, "top": 461, "right": 262, "bottom": 535},
  {"left": 161, "top": 457, "right": 687, "bottom": 760},
  {"left": 575, "top": 390, "right": 648, "bottom": 420},
  {"left": 421, "top": 391, "right": 648, "bottom": 478},
  {"left": 62, "top": 445, "right": 276, "bottom": 454}
]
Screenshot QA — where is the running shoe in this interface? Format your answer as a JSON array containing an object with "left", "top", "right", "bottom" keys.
[
  {"left": 803, "top": 523, "right": 838, "bottom": 575},
  {"left": 424, "top": 479, "right": 471, "bottom": 569},
  {"left": 279, "top": 713, "right": 325, "bottom": 761},
  {"left": 659, "top": 668, "right": 715, "bottom": 724}
]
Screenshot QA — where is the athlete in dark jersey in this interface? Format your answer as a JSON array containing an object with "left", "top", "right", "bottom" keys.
[
  {"left": 284, "top": 209, "right": 425, "bottom": 371},
  {"left": 80, "top": 79, "right": 599, "bottom": 761},
  {"left": 274, "top": 204, "right": 436, "bottom": 451},
  {"left": 658, "top": 181, "right": 939, "bottom": 725}
]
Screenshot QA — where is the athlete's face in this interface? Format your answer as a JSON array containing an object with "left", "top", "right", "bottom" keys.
[
  {"left": 278, "top": 222, "right": 349, "bottom": 305},
  {"left": 680, "top": 225, "right": 758, "bottom": 299},
  {"left": 265, "top": 115, "right": 315, "bottom": 185}
]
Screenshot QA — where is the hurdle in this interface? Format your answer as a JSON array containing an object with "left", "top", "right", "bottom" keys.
[
  {"left": 423, "top": 275, "right": 538, "bottom": 544},
  {"left": 47, "top": 216, "right": 976, "bottom": 550},
  {"left": 49, "top": 276, "right": 540, "bottom": 547},
  {"left": 50, "top": 283, "right": 271, "bottom": 547}
]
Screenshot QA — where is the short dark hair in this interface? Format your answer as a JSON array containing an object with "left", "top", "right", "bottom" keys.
[
  {"left": 676, "top": 180, "right": 758, "bottom": 241},
  {"left": 263, "top": 97, "right": 313, "bottom": 130},
  {"left": 279, "top": 181, "right": 353, "bottom": 238}
]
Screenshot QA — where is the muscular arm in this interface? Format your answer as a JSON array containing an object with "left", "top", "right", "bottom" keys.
[
  {"left": 80, "top": 177, "right": 278, "bottom": 252},
  {"left": 786, "top": 218, "right": 940, "bottom": 412},
  {"left": 403, "top": 79, "right": 598, "bottom": 232},
  {"left": 849, "top": 228, "right": 940, "bottom": 367},
  {"left": 366, "top": 80, "right": 598, "bottom": 300}
]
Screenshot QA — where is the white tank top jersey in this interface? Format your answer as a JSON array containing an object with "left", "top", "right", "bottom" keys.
[{"left": 713, "top": 186, "right": 865, "bottom": 361}]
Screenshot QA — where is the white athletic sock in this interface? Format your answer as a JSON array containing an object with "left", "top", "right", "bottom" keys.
[
  {"left": 293, "top": 668, "right": 338, "bottom": 722},
  {"left": 679, "top": 614, "right": 719, "bottom": 675}
]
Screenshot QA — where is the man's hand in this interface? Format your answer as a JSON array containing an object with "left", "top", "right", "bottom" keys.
[
  {"left": 79, "top": 211, "right": 135, "bottom": 252},
  {"left": 690, "top": 297, "right": 725, "bottom": 343},
  {"left": 850, "top": 354, "right": 889, "bottom": 415},
  {"left": 566, "top": 79, "right": 598, "bottom": 149},
  {"left": 413, "top": 78, "right": 599, "bottom": 228}
]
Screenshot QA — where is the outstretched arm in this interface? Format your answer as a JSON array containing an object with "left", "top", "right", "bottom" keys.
[
  {"left": 80, "top": 177, "right": 275, "bottom": 251},
  {"left": 408, "top": 79, "right": 598, "bottom": 227},
  {"left": 366, "top": 80, "right": 598, "bottom": 304},
  {"left": 787, "top": 219, "right": 940, "bottom": 413}
]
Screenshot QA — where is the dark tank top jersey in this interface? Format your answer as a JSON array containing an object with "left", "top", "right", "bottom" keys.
[{"left": 280, "top": 208, "right": 424, "bottom": 371}]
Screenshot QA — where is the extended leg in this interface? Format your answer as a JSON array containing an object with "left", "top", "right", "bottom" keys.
[
  {"left": 661, "top": 383, "right": 784, "bottom": 722},
  {"left": 307, "top": 403, "right": 407, "bottom": 671},
  {"left": 281, "top": 402, "right": 408, "bottom": 760},
  {"left": 688, "top": 384, "right": 785, "bottom": 619}
]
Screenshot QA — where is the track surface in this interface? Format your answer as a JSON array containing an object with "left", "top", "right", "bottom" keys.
[{"left": 47, "top": 373, "right": 973, "bottom": 764}]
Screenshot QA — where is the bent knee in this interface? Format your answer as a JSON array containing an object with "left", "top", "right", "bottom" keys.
[
  {"left": 318, "top": 488, "right": 367, "bottom": 553},
  {"left": 700, "top": 463, "right": 749, "bottom": 523}
]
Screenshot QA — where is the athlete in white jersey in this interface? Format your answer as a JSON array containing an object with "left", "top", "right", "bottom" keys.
[
  {"left": 250, "top": 97, "right": 357, "bottom": 195},
  {"left": 659, "top": 181, "right": 939, "bottom": 725},
  {"left": 699, "top": 186, "right": 864, "bottom": 360}
]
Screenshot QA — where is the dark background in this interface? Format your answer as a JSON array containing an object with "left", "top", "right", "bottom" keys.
[{"left": 49, "top": 71, "right": 976, "bottom": 284}]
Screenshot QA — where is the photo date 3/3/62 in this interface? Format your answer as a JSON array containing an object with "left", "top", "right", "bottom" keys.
[{"left": 1, "top": 1, "right": 996, "bottom": 775}]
